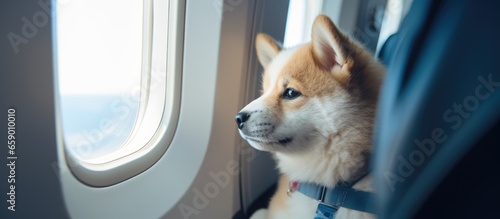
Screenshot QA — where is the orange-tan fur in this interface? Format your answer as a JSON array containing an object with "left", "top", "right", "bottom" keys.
[{"left": 237, "top": 15, "right": 385, "bottom": 219}]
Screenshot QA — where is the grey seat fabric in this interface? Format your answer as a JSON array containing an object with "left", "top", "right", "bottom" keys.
[{"left": 373, "top": 0, "right": 500, "bottom": 218}]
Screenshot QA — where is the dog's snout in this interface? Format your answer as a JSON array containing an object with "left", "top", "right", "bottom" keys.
[{"left": 235, "top": 112, "right": 250, "bottom": 129}]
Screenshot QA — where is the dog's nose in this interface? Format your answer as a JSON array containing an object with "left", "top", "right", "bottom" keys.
[{"left": 235, "top": 112, "right": 250, "bottom": 129}]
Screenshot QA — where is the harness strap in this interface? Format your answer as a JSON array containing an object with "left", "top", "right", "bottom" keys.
[{"left": 298, "top": 183, "right": 376, "bottom": 213}]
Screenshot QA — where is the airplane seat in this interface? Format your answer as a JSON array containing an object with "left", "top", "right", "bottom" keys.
[
  {"left": 377, "top": 33, "right": 399, "bottom": 67},
  {"left": 372, "top": 0, "right": 500, "bottom": 218}
]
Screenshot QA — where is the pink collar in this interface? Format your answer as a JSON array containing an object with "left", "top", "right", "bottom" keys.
[{"left": 287, "top": 181, "right": 300, "bottom": 196}]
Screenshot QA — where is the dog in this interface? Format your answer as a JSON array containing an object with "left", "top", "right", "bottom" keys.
[{"left": 235, "top": 15, "right": 385, "bottom": 219}]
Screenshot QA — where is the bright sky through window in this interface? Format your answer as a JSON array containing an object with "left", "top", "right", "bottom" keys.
[
  {"left": 58, "top": 0, "right": 143, "bottom": 95},
  {"left": 57, "top": 0, "right": 144, "bottom": 159}
]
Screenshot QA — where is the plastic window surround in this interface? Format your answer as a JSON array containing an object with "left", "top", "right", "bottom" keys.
[{"left": 56, "top": 0, "right": 182, "bottom": 187}]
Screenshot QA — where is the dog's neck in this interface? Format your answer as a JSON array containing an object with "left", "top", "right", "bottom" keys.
[{"left": 274, "top": 114, "right": 373, "bottom": 188}]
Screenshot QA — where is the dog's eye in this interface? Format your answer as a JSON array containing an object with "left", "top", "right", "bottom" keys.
[{"left": 282, "top": 88, "right": 301, "bottom": 100}]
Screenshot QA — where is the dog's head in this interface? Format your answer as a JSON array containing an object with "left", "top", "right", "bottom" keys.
[{"left": 236, "top": 15, "right": 384, "bottom": 156}]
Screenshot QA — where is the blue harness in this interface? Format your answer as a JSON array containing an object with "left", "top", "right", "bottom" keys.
[{"left": 296, "top": 176, "right": 375, "bottom": 219}]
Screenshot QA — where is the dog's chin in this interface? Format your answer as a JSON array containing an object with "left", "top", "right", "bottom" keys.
[{"left": 240, "top": 135, "right": 292, "bottom": 151}]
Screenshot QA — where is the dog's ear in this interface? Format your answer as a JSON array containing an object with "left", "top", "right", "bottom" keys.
[
  {"left": 311, "top": 15, "right": 347, "bottom": 73},
  {"left": 256, "top": 33, "right": 282, "bottom": 69}
]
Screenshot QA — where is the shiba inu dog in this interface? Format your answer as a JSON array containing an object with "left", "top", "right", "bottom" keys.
[{"left": 235, "top": 15, "right": 385, "bottom": 219}]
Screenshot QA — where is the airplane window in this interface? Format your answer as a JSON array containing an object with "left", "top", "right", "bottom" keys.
[
  {"left": 57, "top": 0, "right": 143, "bottom": 161},
  {"left": 283, "top": 0, "right": 323, "bottom": 48},
  {"left": 55, "top": 0, "right": 179, "bottom": 186}
]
